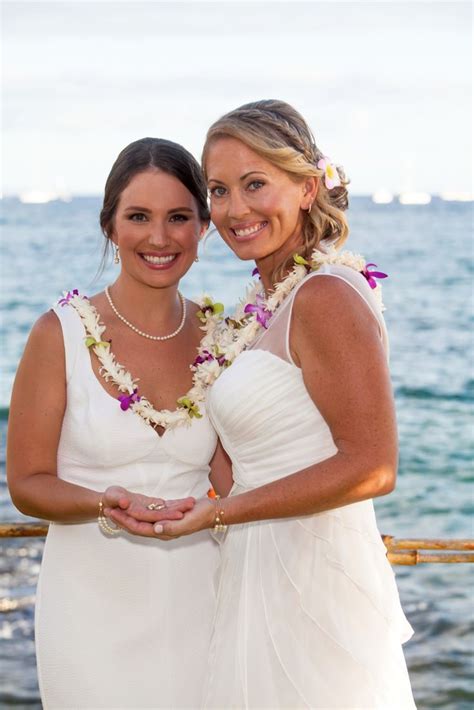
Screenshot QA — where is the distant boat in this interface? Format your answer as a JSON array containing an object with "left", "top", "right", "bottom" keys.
[
  {"left": 372, "top": 189, "right": 394, "bottom": 205},
  {"left": 439, "top": 191, "right": 473, "bottom": 202},
  {"left": 398, "top": 191, "right": 432, "bottom": 205},
  {"left": 19, "top": 188, "right": 72, "bottom": 204}
]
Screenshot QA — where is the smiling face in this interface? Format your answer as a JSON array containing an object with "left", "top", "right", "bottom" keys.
[
  {"left": 111, "top": 169, "right": 204, "bottom": 288},
  {"left": 206, "top": 137, "right": 312, "bottom": 275}
]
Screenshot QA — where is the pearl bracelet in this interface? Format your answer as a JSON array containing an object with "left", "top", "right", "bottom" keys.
[
  {"left": 98, "top": 499, "right": 121, "bottom": 536},
  {"left": 213, "top": 495, "right": 227, "bottom": 533}
]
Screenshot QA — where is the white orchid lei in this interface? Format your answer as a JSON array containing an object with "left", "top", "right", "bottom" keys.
[
  {"left": 58, "top": 248, "right": 386, "bottom": 430},
  {"left": 188, "top": 246, "right": 388, "bottom": 390},
  {"left": 58, "top": 290, "right": 225, "bottom": 430}
]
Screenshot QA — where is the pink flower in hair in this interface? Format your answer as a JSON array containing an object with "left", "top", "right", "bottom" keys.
[{"left": 317, "top": 157, "right": 341, "bottom": 190}]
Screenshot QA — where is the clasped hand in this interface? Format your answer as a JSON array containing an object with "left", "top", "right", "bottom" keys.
[{"left": 102, "top": 486, "right": 215, "bottom": 540}]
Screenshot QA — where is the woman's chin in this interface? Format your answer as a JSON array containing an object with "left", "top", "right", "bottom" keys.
[
  {"left": 226, "top": 241, "right": 269, "bottom": 263},
  {"left": 119, "top": 254, "right": 193, "bottom": 288}
]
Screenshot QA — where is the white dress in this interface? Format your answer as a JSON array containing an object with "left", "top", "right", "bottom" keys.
[
  {"left": 205, "top": 265, "right": 416, "bottom": 709},
  {"left": 35, "top": 303, "right": 220, "bottom": 709}
]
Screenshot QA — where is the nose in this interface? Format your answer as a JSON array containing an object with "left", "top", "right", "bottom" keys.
[
  {"left": 227, "top": 189, "right": 250, "bottom": 220},
  {"left": 148, "top": 222, "right": 170, "bottom": 248}
]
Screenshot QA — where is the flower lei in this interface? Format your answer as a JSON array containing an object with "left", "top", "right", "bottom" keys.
[
  {"left": 58, "top": 248, "right": 386, "bottom": 429},
  {"left": 58, "top": 291, "right": 225, "bottom": 430},
  {"left": 189, "top": 246, "right": 388, "bottom": 389}
]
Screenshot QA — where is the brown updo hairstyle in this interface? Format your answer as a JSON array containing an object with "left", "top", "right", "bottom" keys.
[
  {"left": 99, "top": 137, "right": 210, "bottom": 267},
  {"left": 202, "top": 100, "right": 349, "bottom": 284}
]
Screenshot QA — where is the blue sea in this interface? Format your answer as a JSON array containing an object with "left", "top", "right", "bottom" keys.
[{"left": 0, "top": 196, "right": 473, "bottom": 708}]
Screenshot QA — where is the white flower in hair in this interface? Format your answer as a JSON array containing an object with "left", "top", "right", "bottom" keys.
[{"left": 317, "top": 156, "right": 341, "bottom": 190}]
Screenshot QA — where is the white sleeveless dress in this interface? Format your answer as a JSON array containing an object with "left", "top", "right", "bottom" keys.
[
  {"left": 35, "top": 303, "right": 220, "bottom": 709},
  {"left": 205, "top": 265, "right": 416, "bottom": 709}
]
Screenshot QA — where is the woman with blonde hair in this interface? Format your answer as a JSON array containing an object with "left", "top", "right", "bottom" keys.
[{"left": 110, "top": 101, "right": 416, "bottom": 709}]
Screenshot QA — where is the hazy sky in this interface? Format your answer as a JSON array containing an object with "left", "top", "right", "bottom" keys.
[{"left": 2, "top": 0, "right": 472, "bottom": 195}]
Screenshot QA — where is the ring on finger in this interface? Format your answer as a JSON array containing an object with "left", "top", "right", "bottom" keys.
[{"left": 147, "top": 502, "right": 166, "bottom": 511}]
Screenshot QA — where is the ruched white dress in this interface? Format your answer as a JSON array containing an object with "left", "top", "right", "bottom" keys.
[
  {"left": 205, "top": 265, "right": 416, "bottom": 709},
  {"left": 35, "top": 303, "right": 219, "bottom": 709}
]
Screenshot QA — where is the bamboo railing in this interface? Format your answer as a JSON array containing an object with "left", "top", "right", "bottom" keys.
[
  {"left": 381, "top": 535, "right": 474, "bottom": 565},
  {"left": 0, "top": 523, "right": 473, "bottom": 565},
  {"left": 0, "top": 522, "right": 49, "bottom": 537}
]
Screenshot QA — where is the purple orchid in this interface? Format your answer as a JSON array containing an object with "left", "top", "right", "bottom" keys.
[
  {"left": 244, "top": 294, "right": 272, "bottom": 329},
  {"left": 193, "top": 350, "right": 227, "bottom": 367},
  {"left": 59, "top": 289, "right": 79, "bottom": 306},
  {"left": 360, "top": 263, "right": 388, "bottom": 289},
  {"left": 194, "top": 350, "right": 213, "bottom": 365},
  {"left": 252, "top": 266, "right": 260, "bottom": 278},
  {"left": 118, "top": 388, "right": 141, "bottom": 411}
]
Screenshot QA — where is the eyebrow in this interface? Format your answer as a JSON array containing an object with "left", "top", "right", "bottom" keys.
[
  {"left": 123, "top": 205, "right": 194, "bottom": 214},
  {"left": 123, "top": 205, "right": 151, "bottom": 212},
  {"left": 168, "top": 207, "right": 194, "bottom": 214},
  {"left": 208, "top": 170, "right": 268, "bottom": 184},
  {"left": 240, "top": 171, "right": 267, "bottom": 180}
]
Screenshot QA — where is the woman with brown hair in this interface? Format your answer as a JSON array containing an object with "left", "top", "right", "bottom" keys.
[
  {"left": 111, "top": 101, "right": 416, "bottom": 708},
  {"left": 7, "top": 137, "right": 231, "bottom": 708}
]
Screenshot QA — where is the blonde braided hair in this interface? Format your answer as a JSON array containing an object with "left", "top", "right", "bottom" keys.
[{"left": 202, "top": 99, "right": 349, "bottom": 285}]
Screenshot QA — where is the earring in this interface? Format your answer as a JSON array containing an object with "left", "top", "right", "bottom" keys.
[
  {"left": 194, "top": 255, "right": 200, "bottom": 263},
  {"left": 114, "top": 246, "right": 120, "bottom": 264},
  {"left": 307, "top": 201, "right": 313, "bottom": 214}
]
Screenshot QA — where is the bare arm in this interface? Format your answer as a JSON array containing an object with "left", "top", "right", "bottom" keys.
[
  {"left": 218, "top": 275, "right": 397, "bottom": 524},
  {"left": 146, "top": 276, "right": 398, "bottom": 537},
  {"left": 7, "top": 311, "right": 103, "bottom": 521},
  {"left": 7, "top": 311, "right": 193, "bottom": 523}
]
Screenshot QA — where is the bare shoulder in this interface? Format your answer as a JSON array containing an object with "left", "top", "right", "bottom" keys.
[
  {"left": 27, "top": 309, "right": 63, "bottom": 351},
  {"left": 31, "top": 309, "right": 62, "bottom": 335},
  {"left": 291, "top": 275, "right": 382, "bottom": 366},
  {"left": 18, "top": 309, "right": 65, "bottom": 376},
  {"left": 293, "top": 274, "right": 376, "bottom": 333}
]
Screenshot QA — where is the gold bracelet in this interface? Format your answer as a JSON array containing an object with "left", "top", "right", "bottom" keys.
[
  {"left": 213, "top": 495, "right": 228, "bottom": 533},
  {"left": 98, "top": 498, "right": 121, "bottom": 536}
]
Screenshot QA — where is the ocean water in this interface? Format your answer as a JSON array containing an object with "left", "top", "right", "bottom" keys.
[{"left": 0, "top": 196, "right": 473, "bottom": 708}]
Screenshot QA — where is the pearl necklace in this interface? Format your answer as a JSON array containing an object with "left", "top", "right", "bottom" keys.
[
  {"left": 60, "top": 289, "right": 225, "bottom": 428},
  {"left": 105, "top": 287, "right": 186, "bottom": 341}
]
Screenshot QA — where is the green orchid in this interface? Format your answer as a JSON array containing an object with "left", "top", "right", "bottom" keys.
[
  {"left": 293, "top": 252, "right": 322, "bottom": 271},
  {"left": 211, "top": 301, "right": 225, "bottom": 314},
  {"left": 177, "top": 397, "right": 202, "bottom": 419},
  {"left": 85, "top": 336, "right": 110, "bottom": 349},
  {"left": 293, "top": 253, "right": 310, "bottom": 266},
  {"left": 197, "top": 297, "right": 225, "bottom": 323}
]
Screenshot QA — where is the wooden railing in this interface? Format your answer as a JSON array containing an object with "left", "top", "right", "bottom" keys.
[
  {"left": 381, "top": 535, "right": 474, "bottom": 565},
  {"left": 1, "top": 523, "right": 473, "bottom": 565},
  {"left": 0, "top": 522, "right": 49, "bottom": 537}
]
